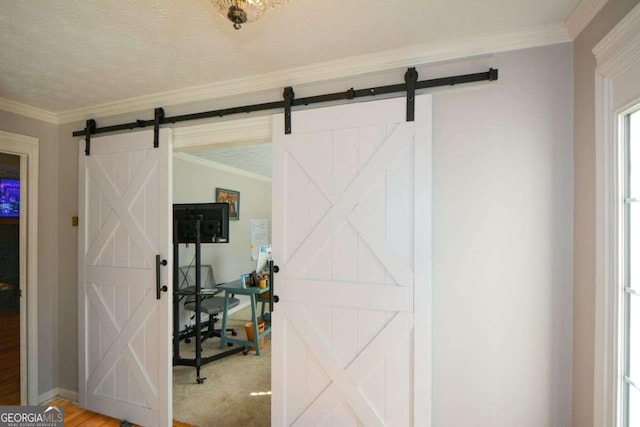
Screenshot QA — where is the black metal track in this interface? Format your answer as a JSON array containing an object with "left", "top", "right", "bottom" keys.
[{"left": 72, "top": 68, "right": 498, "bottom": 138}]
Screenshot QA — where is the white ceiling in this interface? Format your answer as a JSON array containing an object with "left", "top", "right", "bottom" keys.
[
  {"left": 187, "top": 143, "right": 273, "bottom": 178},
  {"left": 1, "top": 0, "right": 582, "bottom": 115}
]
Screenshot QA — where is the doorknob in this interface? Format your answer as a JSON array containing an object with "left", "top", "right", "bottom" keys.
[{"left": 156, "top": 255, "right": 168, "bottom": 300}]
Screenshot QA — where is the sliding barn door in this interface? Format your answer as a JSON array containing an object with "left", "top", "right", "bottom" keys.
[
  {"left": 78, "top": 129, "right": 172, "bottom": 426},
  {"left": 272, "top": 95, "right": 432, "bottom": 426}
]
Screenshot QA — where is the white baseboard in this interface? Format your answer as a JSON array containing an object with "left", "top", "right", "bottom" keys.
[
  {"left": 38, "top": 388, "right": 58, "bottom": 405},
  {"left": 38, "top": 387, "right": 79, "bottom": 405},
  {"left": 57, "top": 388, "right": 79, "bottom": 404}
]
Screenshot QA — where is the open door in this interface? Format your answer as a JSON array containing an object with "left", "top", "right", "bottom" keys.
[
  {"left": 78, "top": 129, "right": 172, "bottom": 426},
  {"left": 271, "top": 95, "right": 432, "bottom": 426}
]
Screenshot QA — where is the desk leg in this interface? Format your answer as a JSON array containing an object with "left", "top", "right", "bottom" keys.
[
  {"left": 219, "top": 291, "right": 230, "bottom": 349},
  {"left": 250, "top": 294, "right": 261, "bottom": 356},
  {"left": 173, "top": 293, "right": 180, "bottom": 361}
]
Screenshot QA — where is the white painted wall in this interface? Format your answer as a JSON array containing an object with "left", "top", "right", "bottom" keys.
[
  {"left": 432, "top": 44, "right": 573, "bottom": 426},
  {"left": 172, "top": 154, "right": 272, "bottom": 284},
  {"left": 55, "top": 122, "right": 79, "bottom": 396}
]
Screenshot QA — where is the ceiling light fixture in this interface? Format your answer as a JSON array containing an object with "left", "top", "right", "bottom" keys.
[{"left": 212, "top": 0, "right": 288, "bottom": 30}]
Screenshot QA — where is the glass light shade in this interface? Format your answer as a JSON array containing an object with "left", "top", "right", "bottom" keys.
[
  {"left": 212, "top": 0, "right": 288, "bottom": 29},
  {"left": 268, "top": 0, "right": 288, "bottom": 7}
]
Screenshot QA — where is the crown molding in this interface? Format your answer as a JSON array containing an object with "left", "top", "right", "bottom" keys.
[
  {"left": 0, "top": 98, "right": 58, "bottom": 124},
  {"left": 173, "top": 152, "right": 272, "bottom": 183},
  {"left": 593, "top": 1, "right": 640, "bottom": 79},
  {"left": 55, "top": 23, "right": 570, "bottom": 124},
  {"left": 173, "top": 115, "right": 271, "bottom": 150},
  {"left": 566, "top": 0, "right": 609, "bottom": 39}
]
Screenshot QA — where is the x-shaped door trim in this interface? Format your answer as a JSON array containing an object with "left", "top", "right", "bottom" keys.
[
  {"left": 285, "top": 303, "right": 413, "bottom": 427},
  {"left": 85, "top": 151, "right": 158, "bottom": 269},
  {"left": 280, "top": 121, "right": 419, "bottom": 425},
  {"left": 85, "top": 282, "right": 158, "bottom": 408},
  {"left": 283, "top": 123, "right": 415, "bottom": 287},
  {"left": 83, "top": 148, "right": 161, "bottom": 408}
]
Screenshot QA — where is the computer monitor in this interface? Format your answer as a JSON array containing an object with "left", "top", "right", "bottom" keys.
[
  {"left": 256, "top": 245, "right": 272, "bottom": 273},
  {"left": 0, "top": 178, "right": 20, "bottom": 218},
  {"left": 173, "top": 203, "right": 229, "bottom": 244}
]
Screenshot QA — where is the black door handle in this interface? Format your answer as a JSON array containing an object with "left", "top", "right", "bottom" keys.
[
  {"left": 269, "top": 261, "right": 279, "bottom": 312},
  {"left": 156, "top": 255, "right": 168, "bottom": 300}
]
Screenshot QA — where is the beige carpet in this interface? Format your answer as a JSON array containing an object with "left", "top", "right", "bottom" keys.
[{"left": 173, "top": 307, "right": 271, "bottom": 427}]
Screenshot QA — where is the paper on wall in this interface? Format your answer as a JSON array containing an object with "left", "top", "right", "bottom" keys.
[{"left": 250, "top": 219, "right": 269, "bottom": 260}]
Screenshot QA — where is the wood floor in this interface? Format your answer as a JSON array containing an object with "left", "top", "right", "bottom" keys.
[
  {"left": 47, "top": 399, "right": 193, "bottom": 427},
  {"left": 0, "top": 309, "right": 20, "bottom": 405},
  {"left": 0, "top": 310, "right": 190, "bottom": 426}
]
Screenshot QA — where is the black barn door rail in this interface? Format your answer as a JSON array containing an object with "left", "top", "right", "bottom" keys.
[{"left": 73, "top": 68, "right": 498, "bottom": 154}]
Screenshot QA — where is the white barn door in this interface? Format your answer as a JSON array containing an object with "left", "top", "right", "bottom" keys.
[
  {"left": 78, "top": 129, "right": 172, "bottom": 426},
  {"left": 272, "top": 95, "right": 432, "bottom": 426}
]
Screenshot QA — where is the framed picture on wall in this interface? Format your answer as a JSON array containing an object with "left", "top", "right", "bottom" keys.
[{"left": 216, "top": 188, "right": 240, "bottom": 220}]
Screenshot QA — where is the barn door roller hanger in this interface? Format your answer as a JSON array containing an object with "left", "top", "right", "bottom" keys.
[{"left": 74, "top": 67, "right": 498, "bottom": 153}]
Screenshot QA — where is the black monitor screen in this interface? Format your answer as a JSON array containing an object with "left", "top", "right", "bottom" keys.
[{"left": 173, "top": 203, "right": 229, "bottom": 244}]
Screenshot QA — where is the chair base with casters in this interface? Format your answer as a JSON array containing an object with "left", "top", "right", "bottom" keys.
[
  {"left": 174, "top": 295, "right": 245, "bottom": 384},
  {"left": 181, "top": 296, "right": 240, "bottom": 345}
]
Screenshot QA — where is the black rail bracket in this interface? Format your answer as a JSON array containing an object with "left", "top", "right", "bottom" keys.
[
  {"left": 489, "top": 68, "right": 499, "bottom": 81},
  {"left": 346, "top": 88, "right": 355, "bottom": 100},
  {"left": 84, "top": 119, "right": 97, "bottom": 156},
  {"left": 153, "top": 108, "right": 165, "bottom": 148},
  {"left": 405, "top": 67, "right": 418, "bottom": 122},
  {"left": 283, "top": 87, "right": 295, "bottom": 135}
]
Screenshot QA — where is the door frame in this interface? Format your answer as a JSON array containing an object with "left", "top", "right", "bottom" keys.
[
  {"left": 0, "top": 130, "right": 39, "bottom": 405},
  {"left": 593, "top": 3, "right": 640, "bottom": 426}
]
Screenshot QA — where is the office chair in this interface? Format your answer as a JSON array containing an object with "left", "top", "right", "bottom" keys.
[{"left": 178, "top": 265, "right": 239, "bottom": 344}]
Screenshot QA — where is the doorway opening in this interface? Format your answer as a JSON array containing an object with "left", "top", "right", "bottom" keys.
[
  {"left": 0, "top": 130, "right": 38, "bottom": 406},
  {"left": 0, "top": 152, "right": 21, "bottom": 405},
  {"left": 171, "top": 127, "right": 273, "bottom": 427}
]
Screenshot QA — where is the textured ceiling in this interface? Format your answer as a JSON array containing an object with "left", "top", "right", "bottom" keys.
[
  {"left": 189, "top": 143, "right": 273, "bottom": 178},
  {"left": 0, "top": 0, "right": 580, "bottom": 114}
]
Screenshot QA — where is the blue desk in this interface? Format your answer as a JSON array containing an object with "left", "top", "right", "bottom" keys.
[{"left": 217, "top": 280, "right": 271, "bottom": 356}]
